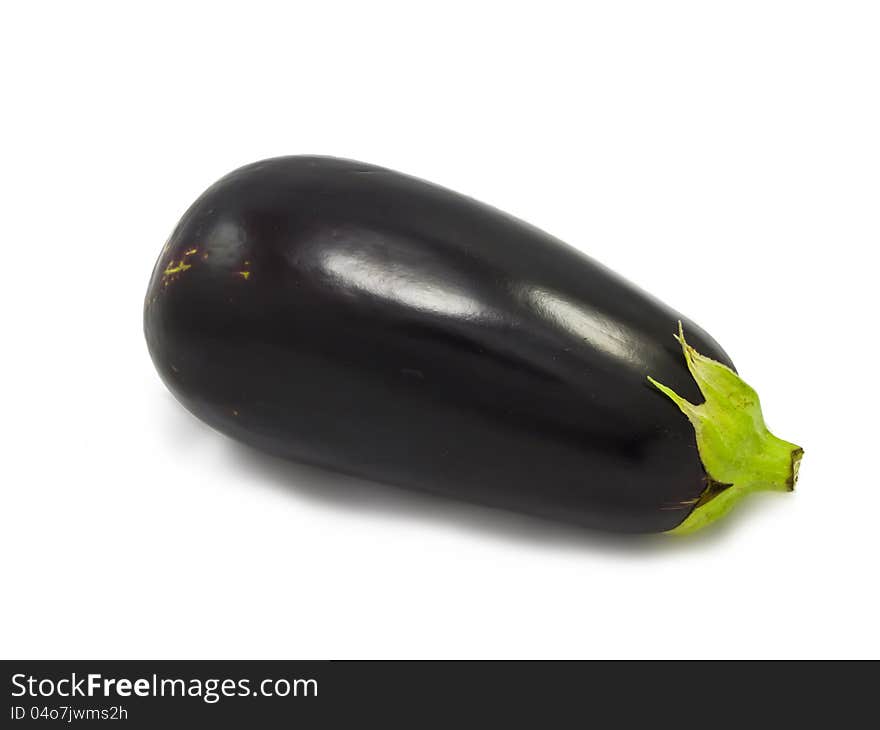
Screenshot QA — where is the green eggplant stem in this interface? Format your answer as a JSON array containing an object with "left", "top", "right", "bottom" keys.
[{"left": 648, "top": 323, "right": 803, "bottom": 535}]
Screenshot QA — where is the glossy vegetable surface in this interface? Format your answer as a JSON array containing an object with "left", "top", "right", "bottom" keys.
[{"left": 144, "top": 156, "right": 800, "bottom": 534}]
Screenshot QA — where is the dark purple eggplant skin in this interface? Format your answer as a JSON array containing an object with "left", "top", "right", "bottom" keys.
[{"left": 144, "top": 156, "right": 734, "bottom": 533}]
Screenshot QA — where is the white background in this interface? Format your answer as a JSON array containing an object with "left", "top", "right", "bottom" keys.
[{"left": 2, "top": 2, "right": 878, "bottom": 659}]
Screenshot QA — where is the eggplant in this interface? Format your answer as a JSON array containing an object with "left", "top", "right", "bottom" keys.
[{"left": 144, "top": 156, "right": 802, "bottom": 534}]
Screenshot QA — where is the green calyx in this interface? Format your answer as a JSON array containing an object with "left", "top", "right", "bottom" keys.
[{"left": 648, "top": 324, "right": 803, "bottom": 535}]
